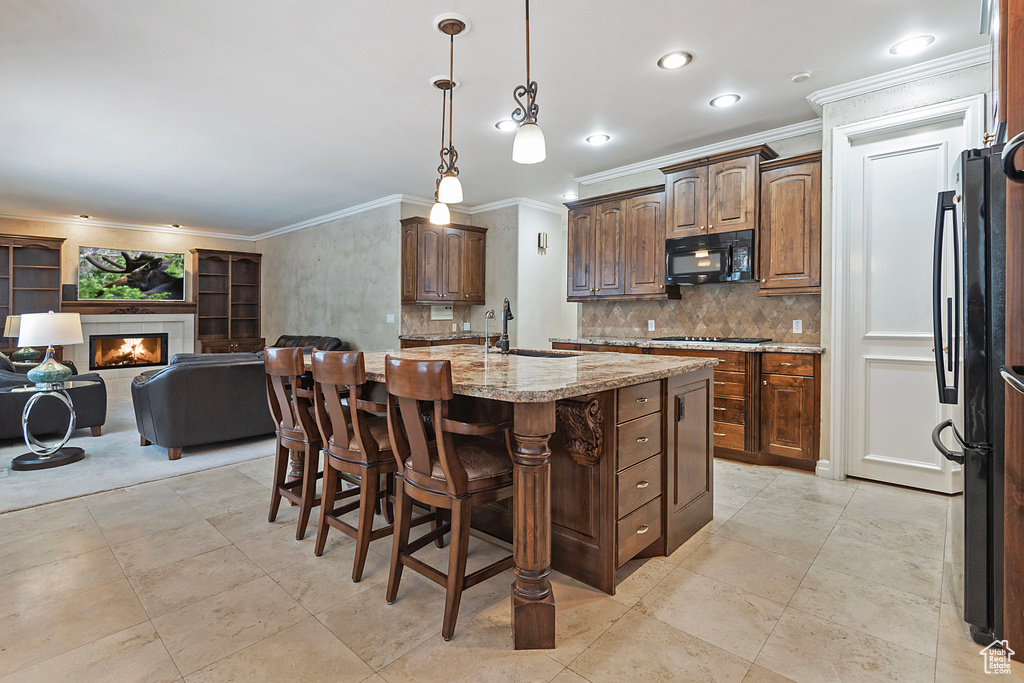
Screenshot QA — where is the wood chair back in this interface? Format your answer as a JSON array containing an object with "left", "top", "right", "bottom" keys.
[
  {"left": 312, "top": 350, "right": 386, "bottom": 462},
  {"left": 264, "top": 346, "right": 317, "bottom": 446}
]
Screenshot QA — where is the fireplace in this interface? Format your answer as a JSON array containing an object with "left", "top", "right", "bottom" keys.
[{"left": 89, "top": 333, "right": 169, "bottom": 370}]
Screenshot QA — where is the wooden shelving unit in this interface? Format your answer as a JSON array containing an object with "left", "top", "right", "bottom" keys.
[
  {"left": 190, "top": 249, "right": 263, "bottom": 353},
  {"left": 0, "top": 234, "right": 64, "bottom": 357}
]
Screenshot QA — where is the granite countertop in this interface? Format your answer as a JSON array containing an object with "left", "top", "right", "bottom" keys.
[
  {"left": 549, "top": 337, "right": 825, "bottom": 355},
  {"left": 358, "top": 344, "right": 716, "bottom": 403},
  {"left": 399, "top": 332, "right": 496, "bottom": 341}
]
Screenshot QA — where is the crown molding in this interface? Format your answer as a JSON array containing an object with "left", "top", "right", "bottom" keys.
[
  {"left": 806, "top": 46, "right": 990, "bottom": 115},
  {"left": 253, "top": 194, "right": 418, "bottom": 240},
  {"left": 574, "top": 119, "right": 822, "bottom": 186},
  {"left": 467, "top": 197, "right": 565, "bottom": 216},
  {"left": 0, "top": 213, "right": 257, "bottom": 242}
]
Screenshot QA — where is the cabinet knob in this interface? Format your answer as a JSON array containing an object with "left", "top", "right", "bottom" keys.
[
  {"left": 763, "top": 380, "right": 768, "bottom": 385},
  {"left": 708, "top": 224, "right": 713, "bottom": 230},
  {"left": 636, "top": 525, "right": 650, "bottom": 535},
  {"left": 761, "top": 279, "right": 766, "bottom": 283}
]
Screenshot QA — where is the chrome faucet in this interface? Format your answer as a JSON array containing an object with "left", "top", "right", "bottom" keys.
[
  {"left": 499, "top": 298, "right": 514, "bottom": 354},
  {"left": 483, "top": 309, "right": 496, "bottom": 351}
]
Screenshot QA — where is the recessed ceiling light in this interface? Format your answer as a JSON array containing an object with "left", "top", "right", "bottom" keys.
[
  {"left": 790, "top": 71, "right": 812, "bottom": 83},
  {"left": 586, "top": 134, "right": 611, "bottom": 145},
  {"left": 889, "top": 35, "right": 935, "bottom": 56},
  {"left": 561, "top": 192, "right": 578, "bottom": 200},
  {"left": 495, "top": 119, "right": 517, "bottom": 132},
  {"left": 657, "top": 51, "right": 693, "bottom": 70},
  {"left": 709, "top": 94, "right": 741, "bottom": 108},
  {"left": 77, "top": 215, "right": 90, "bottom": 219}
]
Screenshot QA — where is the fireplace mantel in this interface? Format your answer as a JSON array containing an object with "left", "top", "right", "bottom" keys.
[{"left": 61, "top": 300, "right": 198, "bottom": 315}]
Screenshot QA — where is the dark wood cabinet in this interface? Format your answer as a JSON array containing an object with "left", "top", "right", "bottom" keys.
[
  {"left": 760, "top": 353, "right": 820, "bottom": 462},
  {"left": 568, "top": 206, "right": 597, "bottom": 298},
  {"left": 400, "top": 218, "right": 486, "bottom": 305},
  {"left": 191, "top": 249, "right": 263, "bottom": 354},
  {"left": 665, "top": 369, "right": 714, "bottom": 553},
  {"left": 595, "top": 201, "right": 625, "bottom": 296},
  {"left": 0, "top": 234, "right": 64, "bottom": 356},
  {"left": 759, "top": 152, "right": 822, "bottom": 295},
  {"left": 624, "top": 193, "right": 667, "bottom": 295},
  {"left": 662, "top": 144, "right": 777, "bottom": 239}
]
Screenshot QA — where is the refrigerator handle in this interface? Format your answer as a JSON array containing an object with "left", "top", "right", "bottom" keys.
[
  {"left": 932, "top": 190, "right": 959, "bottom": 404},
  {"left": 1002, "top": 130, "right": 1024, "bottom": 183},
  {"left": 1000, "top": 365, "right": 1024, "bottom": 396},
  {"left": 932, "top": 419, "right": 966, "bottom": 465}
]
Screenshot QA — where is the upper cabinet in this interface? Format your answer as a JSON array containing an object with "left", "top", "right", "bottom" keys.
[
  {"left": 400, "top": 218, "right": 486, "bottom": 305},
  {"left": 662, "top": 145, "right": 777, "bottom": 239},
  {"left": 0, "top": 234, "right": 64, "bottom": 357},
  {"left": 758, "top": 152, "right": 822, "bottom": 295},
  {"left": 566, "top": 188, "right": 676, "bottom": 302}
]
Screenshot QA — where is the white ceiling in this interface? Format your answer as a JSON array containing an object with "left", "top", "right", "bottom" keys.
[{"left": 0, "top": 0, "right": 987, "bottom": 236}]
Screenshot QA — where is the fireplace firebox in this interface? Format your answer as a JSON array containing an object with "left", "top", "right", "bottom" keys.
[{"left": 89, "top": 333, "right": 169, "bottom": 370}]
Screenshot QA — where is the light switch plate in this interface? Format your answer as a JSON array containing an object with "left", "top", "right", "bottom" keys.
[
  {"left": 648, "top": 320, "right": 656, "bottom": 332},
  {"left": 463, "top": 322, "right": 471, "bottom": 331},
  {"left": 385, "top": 313, "right": 395, "bottom": 324},
  {"left": 793, "top": 320, "right": 803, "bottom": 334},
  {"left": 452, "top": 323, "right": 457, "bottom": 332}
]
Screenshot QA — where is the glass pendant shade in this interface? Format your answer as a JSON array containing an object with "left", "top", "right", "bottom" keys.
[
  {"left": 429, "top": 201, "right": 451, "bottom": 226},
  {"left": 437, "top": 174, "right": 463, "bottom": 204},
  {"left": 512, "top": 122, "right": 546, "bottom": 164}
]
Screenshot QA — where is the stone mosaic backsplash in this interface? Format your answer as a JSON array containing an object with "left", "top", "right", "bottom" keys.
[
  {"left": 400, "top": 305, "right": 473, "bottom": 335},
  {"left": 579, "top": 283, "right": 821, "bottom": 344}
]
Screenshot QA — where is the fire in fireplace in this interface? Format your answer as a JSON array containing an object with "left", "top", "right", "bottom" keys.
[{"left": 89, "top": 333, "right": 169, "bottom": 370}]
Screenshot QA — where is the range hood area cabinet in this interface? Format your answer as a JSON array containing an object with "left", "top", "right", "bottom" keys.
[
  {"left": 400, "top": 218, "right": 486, "bottom": 305},
  {"left": 661, "top": 144, "right": 778, "bottom": 239},
  {"left": 757, "top": 152, "right": 822, "bottom": 296},
  {"left": 565, "top": 187, "right": 681, "bottom": 302}
]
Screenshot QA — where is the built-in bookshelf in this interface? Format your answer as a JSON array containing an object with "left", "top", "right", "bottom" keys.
[
  {"left": 190, "top": 249, "right": 263, "bottom": 353},
  {"left": 0, "top": 234, "right": 64, "bottom": 356}
]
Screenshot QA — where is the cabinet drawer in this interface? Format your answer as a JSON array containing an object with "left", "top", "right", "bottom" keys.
[
  {"left": 713, "top": 396, "right": 745, "bottom": 425},
  {"left": 581, "top": 343, "right": 643, "bottom": 354},
  {"left": 649, "top": 348, "right": 747, "bottom": 372},
  {"left": 617, "top": 380, "right": 662, "bottom": 422},
  {"left": 617, "top": 455, "right": 662, "bottom": 518},
  {"left": 712, "top": 370, "right": 746, "bottom": 398},
  {"left": 713, "top": 421, "right": 745, "bottom": 450},
  {"left": 618, "top": 412, "right": 662, "bottom": 470},
  {"left": 762, "top": 353, "right": 815, "bottom": 377},
  {"left": 617, "top": 497, "right": 662, "bottom": 567},
  {"left": 551, "top": 342, "right": 580, "bottom": 351}
]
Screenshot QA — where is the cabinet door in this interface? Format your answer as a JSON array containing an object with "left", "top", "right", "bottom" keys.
[
  {"left": 401, "top": 222, "right": 418, "bottom": 303},
  {"left": 567, "top": 207, "right": 596, "bottom": 298},
  {"left": 666, "top": 167, "right": 708, "bottom": 238},
  {"left": 595, "top": 201, "right": 625, "bottom": 296},
  {"left": 625, "top": 193, "right": 666, "bottom": 295},
  {"left": 761, "top": 373, "right": 816, "bottom": 460},
  {"left": 708, "top": 155, "right": 758, "bottom": 232},
  {"left": 416, "top": 223, "right": 445, "bottom": 302},
  {"left": 442, "top": 228, "right": 463, "bottom": 300},
  {"left": 461, "top": 229, "right": 486, "bottom": 304},
  {"left": 759, "top": 160, "right": 821, "bottom": 292},
  {"left": 666, "top": 369, "right": 714, "bottom": 554}
]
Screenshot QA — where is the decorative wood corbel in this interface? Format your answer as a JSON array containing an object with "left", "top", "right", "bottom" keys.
[{"left": 556, "top": 397, "right": 604, "bottom": 466}]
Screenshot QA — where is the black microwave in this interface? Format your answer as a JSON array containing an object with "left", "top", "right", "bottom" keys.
[{"left": 665, "top": 230, "right": 755, "bottom": 285}]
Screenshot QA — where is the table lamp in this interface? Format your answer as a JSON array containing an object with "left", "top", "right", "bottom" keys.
[
  {"left": 3, "top": 315, "right": 42, "bottom": 362},
  {"left": 17, "top": 311, "right": 83, "bottom": 386}
]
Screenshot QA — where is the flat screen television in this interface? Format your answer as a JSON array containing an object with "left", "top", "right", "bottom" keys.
[{"left": 78, "top": 247, "right": 185, "bottom": 301}]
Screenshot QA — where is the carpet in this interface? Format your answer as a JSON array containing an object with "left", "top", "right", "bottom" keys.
[{"left": 0, "top": 394, "right": 276, "bottom": 513}]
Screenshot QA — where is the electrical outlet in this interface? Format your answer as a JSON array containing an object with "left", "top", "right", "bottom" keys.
[
  {"left": 385, "top": 313, "right": 395, "bottom": 324},
  {"left": 452, "top": 323, "right": 457, "bottom": 332},
  {"left": 793, "top": 319, "right": 803, "bottom": 334},
  {"left": 463, "top": 322, "right": 471, "bottom": 331},
  {"left": 648, "top": 320, "right": 656, "bottom": 332}
]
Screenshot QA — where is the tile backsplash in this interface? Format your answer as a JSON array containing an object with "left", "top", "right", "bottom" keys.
[
  {"left": 400, "top": 305, "right": 473, "bottom": 335},
  {"left": 579, "top": 283, "right": 821, "bottom": 343}
]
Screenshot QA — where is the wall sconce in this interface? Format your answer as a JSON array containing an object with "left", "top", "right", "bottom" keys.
[{"left": 538, "top": 232, "right": 549, "bottom": 250}]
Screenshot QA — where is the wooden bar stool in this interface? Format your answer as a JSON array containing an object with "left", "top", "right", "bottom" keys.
[
  {"left": 264, "top": 346, "right": 323, "bottom": 541},
  {"left": 384, "top": 356, "right": 515, "bottom": 641},
  {"left": 311, "top": 350, "right": 399, "bottom": 581}
]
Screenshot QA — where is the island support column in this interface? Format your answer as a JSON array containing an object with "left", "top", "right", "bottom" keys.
[{"left": 510, "top": 401, "right": 556, "bottom": 649}]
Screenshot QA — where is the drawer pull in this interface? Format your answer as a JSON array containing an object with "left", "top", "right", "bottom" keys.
[
  {"left": 713, "top": 432, "right": 726, "bottom": 437},
  {"left": 780, "top": 362, "right": 794, "bottom": 366},
  {"left": 636, "top": 524, "right": 650, "bottom": 534},
  {"left": 636, "top": 397, "right": 649, "bottom": 403},
  {"left": 714, "top": 381, "right": 725, "bottom": 386},
  {"left": 713, "top": 406, "right": 725, "bottom": 411},
  {"left": 636, "top": 480, "right": 650, "bottom": 489},
  {"left": 636, "top": 436, "right": 649, "bottom": 443}
]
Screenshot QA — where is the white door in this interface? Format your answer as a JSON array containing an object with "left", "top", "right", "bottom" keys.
[{"left": 843, "top": 119, "right": 966, "bottom": 492}]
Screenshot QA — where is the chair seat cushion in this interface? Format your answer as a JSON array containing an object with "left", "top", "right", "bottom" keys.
[{"left": 405, "top": 435, "right": 512, "bottom": 492}]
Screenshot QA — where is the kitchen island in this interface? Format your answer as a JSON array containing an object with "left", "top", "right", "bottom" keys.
[{"left": 358, "top": 345, "right": 716, "bottom": 649}]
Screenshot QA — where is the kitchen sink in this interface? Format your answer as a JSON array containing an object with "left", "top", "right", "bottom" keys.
[{"left": 508, "top": 349, "right": 581, "bottom": 359}]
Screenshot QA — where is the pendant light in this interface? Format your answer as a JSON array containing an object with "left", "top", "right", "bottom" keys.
[
  {"left": 430, "top": 18, "right": 465, "bottom": 224},
  {"left": 511, "top": 0, "right": 545, "bottom": 164},
  {"left": 429, "top": 78, "right": 453, "bottom": 226}
]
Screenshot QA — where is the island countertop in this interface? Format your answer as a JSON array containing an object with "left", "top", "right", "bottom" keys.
[
  {"left": 358, "top": 344, "right": 716, "bottom": 403},
  {"left": 398, "top": 332, "right": 494, "bottom": 341}
]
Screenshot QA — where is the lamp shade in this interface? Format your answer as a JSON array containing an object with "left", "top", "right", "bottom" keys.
[
  {"left": 429, "top": 201, "right": 451, "bottom": 226},
  {"left": 512, "top": 122, "right": 546, "bottom": 164},
  {"left": 17, "top": 312, "right": 83, "bottom": 347},
  {"left": 3, "top": 315, "right": 20, "bottom": 338},
  {"left": 437, "top": 174, "right": 464, "bottom": 204}
]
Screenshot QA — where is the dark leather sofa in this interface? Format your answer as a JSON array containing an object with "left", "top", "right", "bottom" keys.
[
  {"left": 271, "top": 335, "right": 349, "bottom": 351},
  {"left": 131, "top": 355, "right": 275, "bottom": 460},
  {"left": 0, "top": 353, "right": 107, "bottom": 441}
]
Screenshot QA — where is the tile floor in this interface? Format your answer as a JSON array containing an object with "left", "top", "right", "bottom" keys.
[{"left": 0, "top": 457, "right": 1020, "bottom": 682}]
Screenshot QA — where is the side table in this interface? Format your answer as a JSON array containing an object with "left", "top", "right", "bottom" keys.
[{"left": 1, "top": 380, "right": 101, "bottom": 471}]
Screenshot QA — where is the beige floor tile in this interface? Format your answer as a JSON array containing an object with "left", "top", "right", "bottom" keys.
[
  {"left": 0, "top": 499, "right": 95, "bottom": 542},
  {"left": 714, "top": 460, "right": 780, "bottom": 489},
  {"left": 234, "top": 519, "right": 325, "bottom": 574},
  {"left": 715, "top": 508, "right": 832, "bottom": 563},
  {"left": 0, "top": 546, "right": 124, "bottom": 618},
  {"left": 740, "top": 490, "right": 845, "bottom": 532},
  {"left": 165, "top": 467, "right": 274, "bottom": 518},
  {"left": 933, "top": 600, "right": 1021, "bottom": 677},
  {"left": 95, "top": 503, "right": 205, "bottom": 547},
  {"left": 232, "top": 455, "right": 275, "bottom": 489},
  {"left": 568, "top": 609, "right": 751, "bottom": 683},
  {"left": 681, "top": 536, "right": 810, "bottom": 603},
  {"left": 610, "top": 556, "right": 676, "bottom": 606},
  {"left": 478, "top": 573, "right": 630, "bottom": 666},
  {"left": 711, "top": 503, "right": 740, "bottom": 532},
  {"left": 86, "top": 481, "right": 203, "bottom": 545},
  {"left": 184, "top": 617, "right": 372, "bottom": 683},
  {"left": 207, "top": 502, "right": 282, "bottom": 543},
  {"left": 755, "top": 609, "right": 934, "bottom": 683},
  {"left": 551, "top": 670, "right": 592, "bottom": 683},
  {"left": 152, "top": 575, "right": 308, "bottom": 676},
  {"left": 935, "top": 658, "right": 1024, "bottom": 682},
  {"left": 378, "top": 613, "right": 565, "bottom": 683},
  {"left": 742, "top": 664, "right": 796, "bottom": 683},
  {"left": 788, "top": 565, "right": 940, "bottom": 656},
  {"left": 0, "top": 621, "right": 179, "bottom": 683},
  {"left": 0, "top": 578, "right": 149, "bottom": 678},
  {"left": 769, "top": 471, "right": 858, "bottom": 506},
  {"left": 814, "top": 533, "right": 943, "bottom": 600},
  {"left": 637, "top": 566, "right": 785, "bottom": 661},
  {"left": 112, "top": 519, "right": 231, "bottom": 576},
  {"left": 830, "top": 513, "right": 946, "bottom": 562},
  {"left": 0, "top": 519, "right": 107, "bottom": 577},
  {"left": 129, "top": 545, "right": 264, "bottom": 617},
  {"left": 270, "top": 539, "right": 391, "bottom": 613},
  {"left": 666, "top": 528, "right": 713, "bottom": 564},
  {"left": 715, "top": 480, "right": 764, "bottom": 509},
  {"left": 844, "top": 483, "right": 949, "bottom": 526},
  {"left": 941, "top": 561, "right": 959, "bottom": 606}
]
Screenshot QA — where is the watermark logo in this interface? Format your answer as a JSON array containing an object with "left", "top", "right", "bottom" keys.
[{"left": 980, "top": 640, "right": 1015, "bottom": 675}]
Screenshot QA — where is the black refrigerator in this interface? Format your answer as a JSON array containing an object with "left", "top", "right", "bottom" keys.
[{"left": 931, "top": 144, "right": 1006, "bottom": 645}]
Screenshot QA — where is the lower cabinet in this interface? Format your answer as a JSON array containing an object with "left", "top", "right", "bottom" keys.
[
  {"left": 201, "top": 337, "right": 265, "bottom": 353},
  {"left": 399, "top": 336, "right": 498, "bottom": 349},
  {"left": 761, "top": 353, "right": 820, "bottom": 462}
]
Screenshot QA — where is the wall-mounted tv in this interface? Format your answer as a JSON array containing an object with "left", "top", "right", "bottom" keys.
[{"left": 78, "top": 247, "right": 185, "bottom": 301}]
